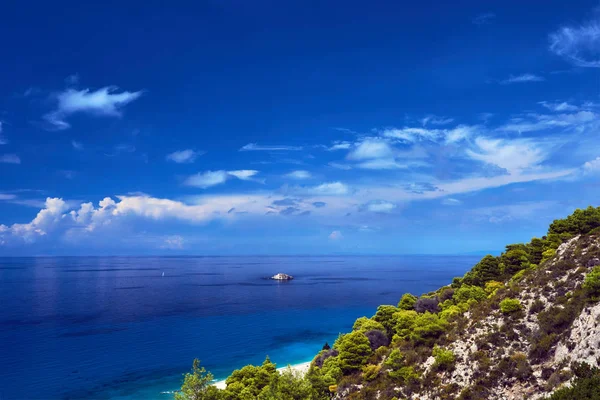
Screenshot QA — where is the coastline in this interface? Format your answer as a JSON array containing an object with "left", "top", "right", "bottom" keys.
[{"left": 213, "top": 361, "right": 312, "bottom": 390}]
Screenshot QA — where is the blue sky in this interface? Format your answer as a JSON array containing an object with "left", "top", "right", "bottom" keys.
[{"left": 1, "top": 0, "right": 599, "bottom": 255}]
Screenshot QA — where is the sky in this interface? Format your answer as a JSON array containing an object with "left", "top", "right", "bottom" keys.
[{"left": 0, "top": 0, "right": 599, "bottom": 255}]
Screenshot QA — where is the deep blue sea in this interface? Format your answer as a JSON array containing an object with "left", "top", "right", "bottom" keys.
[{"left": 0, "top": 255, "right": 479, "bottom": 400}]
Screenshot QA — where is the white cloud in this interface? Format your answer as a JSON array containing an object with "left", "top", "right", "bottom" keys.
[
  {"left": 360, "top": 200, "right": 396, "bottom": 213},
  {"left": 347, "top": 139, "right": 393, "bottom": 160},
  {"left": 0, "top": 154, "right": 20, "bottom": 164},
  {"left": 356, "top": 158, "right": 407, "bottom": 170},
  {"left": 71, "top": 140, "right": 84, "bottom": 151},
  {"left": 442, "top": 198, "right": 462, "bottom": 206},
  {"left": 43, "top": 86, "right": 143, "bottom": 130},
  {"left": 285, "top": 170, "right": 312, "bottom": 179},
  {"left": 286, "top": 182, "right": 350, "bottom": 197},
  {"left": 327, "top": 141, "right": 352, "bottom": 151},
  {"left": 184, "top": 171, "right": 229, "bottom": 188},
  {"left": 583, "top": 157, "right": 600, "bottom": 173},
  {"left": 184, "top": 170, "right": 261, "bottom": 188},
  {"left": 228, "top": 170, "right": 259, "bottom": 181},
  {"left": 539, "top": 101, "right": 578, "bottom": 112},
  {"left": 382, "top": 125, "right": 477, "bottom": 144},
  {"left": 328, "top": 162, "right": 352, "bottom": 170},
  {"left": 549, "top": 16, "right": 600, "bottom": 67},
  {"left": 0, "top": 194, "right": 17, "bottom": 200},
  {"left": 498, "top": 110, "right": 596, "bottom": 133},
  {"left": 166, "top": 149, "right": 203, "bottom": 163},
  {"left": 420, "top": 115, "right": 454, "bottom": 126},
  {"left": 239, "top": 143, "right": 302, "bottom": 151},
  {"left": 161, "top": 235, "right": 184, "bottom": 249},
  {"left": 466, "top": 137, "right": 545, "bottom": 173},
  {"left": 0, "top": 122, "right": 6, "bottom": 145},
  {"left": 500, "top": 73, "right": 545, "bottom": 84},
  {"left": 328, "top": 230, "right": 343, "bottom": 240}
]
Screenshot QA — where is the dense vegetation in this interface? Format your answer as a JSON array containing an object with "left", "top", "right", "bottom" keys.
[{"left": 175, "top": 206, "right": 600, "bottom": 400}]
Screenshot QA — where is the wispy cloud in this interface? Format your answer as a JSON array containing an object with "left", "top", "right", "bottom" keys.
[
  {"left": 466, "top": 137, "right": 546, "bottom": 173},
  {"left": 184, "top": 170, "right": 261, "bottom": 188},
  {"left": 549, "top": 14, "right": 600, "bottom": 67},
  {"left": 0, "top": 122, "right": 6, "bottom": 145},
  {"left": 166, "top": 149, "right": 204, "bottom": 164},
  {"left": 239, "top": 143, "right": 303, "bottom": 151},
  {"left": 328, "top": 230, "right": 343, "bottom": 240},
  {"left": 473, "top": 12, "right": 496, "bottom": 25},
  {"left": 420, "top": 115, "right": 454, "bottom": 126},
  {"left": 0, "top": 154, "right": 21, "bottom": 164},
  {"left": 347, "top": 139, "right": 393, "bottom": 160},
  {"left": 359, "top": 200, "right": 397, "bottom": 213},
  {"left": 382, "top": 125, "right": 478, "bottom": 144},
  {"left": 71, "top": 140, "right": 83, "bottom": 151},
  {"left": 43, "top": 86, "right": 143, "bottom": 130},
  {"left": 284, "top": 170, "right": 312, "bottom": 180},
  {"left": 442, "top": 198, "right": 462, "bottom": 206},
  {"left": 104, "top": 144, "right": 136, "bottom": 157},
  {"left": 538, "top": 101, "right": 578, "bottom": 112},
  {"left": 500, "top": 73, "right": 545, "bottom": 84}
]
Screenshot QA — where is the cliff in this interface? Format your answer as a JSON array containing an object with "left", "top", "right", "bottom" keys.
[{"left": 176, "top": 206, "right": 600, "bottom": 400}]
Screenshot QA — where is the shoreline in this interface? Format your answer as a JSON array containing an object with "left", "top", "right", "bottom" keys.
[{"left": 212, "top": 361, "right": 312, "bottom": 390}]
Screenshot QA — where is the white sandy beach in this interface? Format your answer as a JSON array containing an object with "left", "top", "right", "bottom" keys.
[{"left": 213, "top": 361, "right": 312, "bottom": 390}]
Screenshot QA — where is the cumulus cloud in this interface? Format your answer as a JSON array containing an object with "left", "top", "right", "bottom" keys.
[
  {"left": 284, "top": 170, "right": 312, "bottom": 179},
  {"left": 239, "top": 143, "right": 302, "bottom": 151},
  {"left": 43, "top": 86, "right": 143, "bottom": 130},
  {"left": 328, "top": 230, "right": 343, "bottom": 240},
  {"left": 0, "top": 154, "right": 20, "bottom": 164},
  {"left": 583, "top": 156, "right": 600, "bottom": 173},
  {"left": 166, "top": 149, "right": 204, "bottom": 163},
  {"left": 500, "top": 74, "right": 545, "bottom": 84},
  {"left": 549, "top": 15, "right": 600, "bottom": 67}
]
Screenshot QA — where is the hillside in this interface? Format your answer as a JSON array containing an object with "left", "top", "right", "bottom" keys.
[{"left": 175, "top": 206, "right": 600, "bottom": 400}]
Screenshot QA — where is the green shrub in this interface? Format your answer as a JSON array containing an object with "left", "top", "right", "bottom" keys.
[
  {"left": 499, "top": 298, "right": 522, "bottom": 314},
  {"left": 352, "top": 317, "right": 385, "bottom": 333},
  {"left": 398, "top": 293, "right": 418, "bottom": 310},
  {"left": 432, "top": 346, "right": 455, "bottom": 370},
  {"left": 453, "top": 285, "right": 487, "bottom": 303},
  {"left": 335, "top": 331, "right": 372, "bottom": 373},
  {"left": 361, "top": 364, "right": 380, "bottom": 382},
  {"left": 583, "top": 266, "right": 600, "bottom": 296}
]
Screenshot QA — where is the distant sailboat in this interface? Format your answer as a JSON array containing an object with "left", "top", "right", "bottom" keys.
[{"left": 162, "top": 272, "right": 165, "bottom": 277}]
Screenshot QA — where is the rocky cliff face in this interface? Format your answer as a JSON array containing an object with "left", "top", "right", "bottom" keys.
[{"left": 331, "top": 233, "right": 600, "bottom": 400}]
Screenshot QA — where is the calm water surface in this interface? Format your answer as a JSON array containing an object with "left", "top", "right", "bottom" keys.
[{"left": 0, "top": 255, "right": 479, "bottom": 400}]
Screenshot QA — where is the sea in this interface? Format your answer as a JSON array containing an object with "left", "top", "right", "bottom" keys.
[{"left": 0, "top": 255, "right": 480, "bottom": 400}]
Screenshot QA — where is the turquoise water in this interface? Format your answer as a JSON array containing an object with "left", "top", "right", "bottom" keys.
[{"left": 0, "top": 255, "right": 479, "bottom": 399}]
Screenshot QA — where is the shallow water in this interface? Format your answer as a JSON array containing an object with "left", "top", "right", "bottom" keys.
[{"left": 0, "top": 255, "right": 479, "bottom": 399}]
